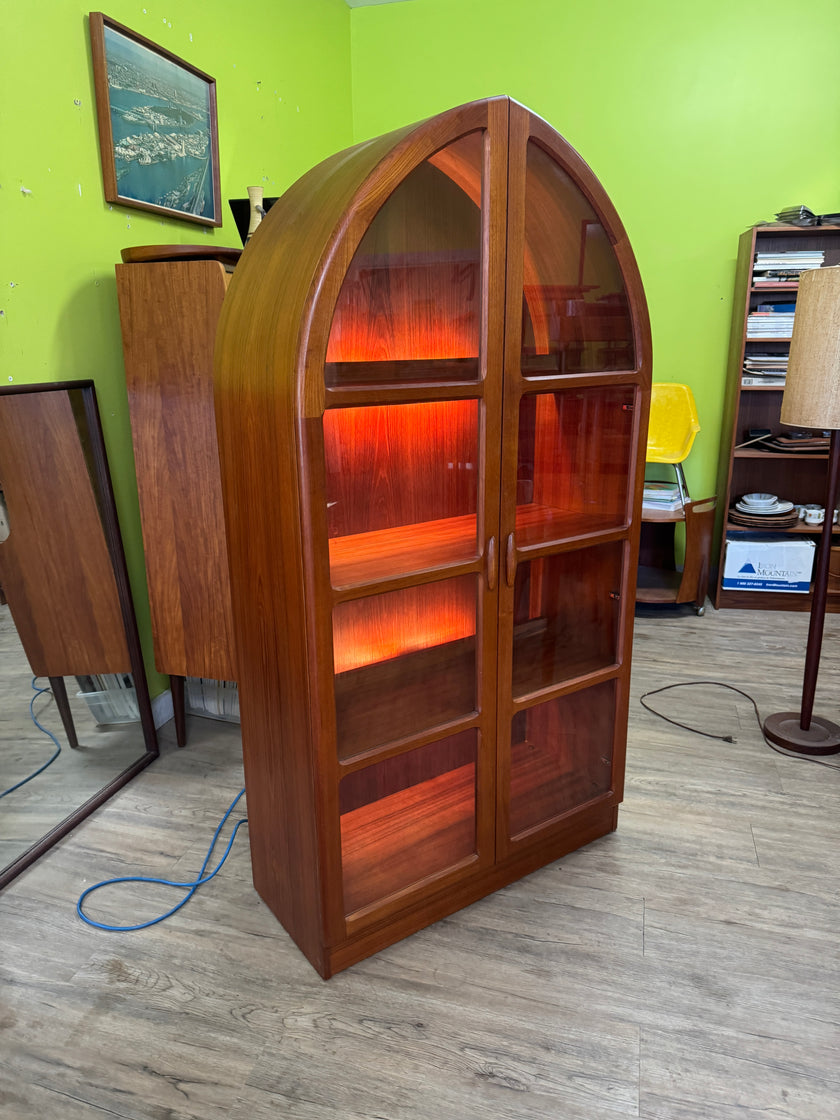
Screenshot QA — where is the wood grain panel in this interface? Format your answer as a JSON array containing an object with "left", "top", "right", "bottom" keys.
[
  {"left": 334, "top": 636, "right": 476, "bottom": 760},
  {"left": 341, "top": 763, "right": 477, "bottom": 915},
  {"left": 116, "top": 259, "right": 235, "bottom": 681},
  {"left": 0, "top": 390, "right": 130, "bottom": 676},
  {"left": 323, "top": 400, "right": 478, "bottom": 539}
]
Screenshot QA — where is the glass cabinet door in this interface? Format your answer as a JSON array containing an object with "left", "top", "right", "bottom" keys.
[
  {"left": 325, "top": 132, "right": 485, "bottom": 388},
  {"left": 313, "top": 119, "right": 505, "bottom": 923},
  {"left": 498, "top": 125, "right": 641, "bottom": 851},
  {"left": 518, "top": 140, "right": 634, "bottom": 377}
]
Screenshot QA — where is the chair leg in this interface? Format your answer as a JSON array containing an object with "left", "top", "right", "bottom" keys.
[{"left": 674, "top": 463, "right": 689, "bottom": 507}]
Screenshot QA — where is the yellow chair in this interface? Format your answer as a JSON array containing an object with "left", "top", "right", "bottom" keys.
[{"left": 646, "top": 382, "right": 700, "bottom": 506}]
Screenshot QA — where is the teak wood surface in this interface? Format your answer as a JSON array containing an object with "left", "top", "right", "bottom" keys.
[
  {"left": 116, "top": 259, "right": 236, "bottom": 682},
  {"left": 214, "top": 96, "right": 652, "bottom": 977},
  {"left": 0, "top": 390, "right": 130, "bottom": 677}
]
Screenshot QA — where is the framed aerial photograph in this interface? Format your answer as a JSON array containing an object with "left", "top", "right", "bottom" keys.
[{"left": 89, "top": 12, "right": 221, "bottom": 226}]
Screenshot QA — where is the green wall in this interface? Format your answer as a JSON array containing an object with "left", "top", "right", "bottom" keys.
[
  {"left": 1, "top": 0, "right": 353, "bottom": 692},
  {"left": 3, "top": 0, "right": 840, "bottom": 693},
  {"left": 349, "top": 0, "right": 840, "bottom": 499}
]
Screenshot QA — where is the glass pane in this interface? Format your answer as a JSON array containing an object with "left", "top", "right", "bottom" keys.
[
  {"left": 520, "top": 142, "right": 633, "bottom": 375},
  {"left": 340, "top": 729, "right": 477, "bottom": 915},
  {"left": 333, "top": 575, "right": 477, "bottom": 759},
  {"left": 516, "top": 387, "right": 635, "bottom": 548},
  {"left": 512, "top": 544, "right": 623, "bottom": 698},
  {"left": 325, "top": 132, "right": 484, "bottom": 387},
  {"left": 324, "top": 400, "right": 479, "bottom": 587},
  {"left": 510, "top": 682, "right": 615, "bottom": 837}
]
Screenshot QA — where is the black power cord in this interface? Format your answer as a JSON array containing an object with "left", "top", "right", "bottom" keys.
[{"left": 639, "top": 680, "right": 840, "bottom": 771}]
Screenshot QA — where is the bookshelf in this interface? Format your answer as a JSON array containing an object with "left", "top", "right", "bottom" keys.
[{"left": 714, "top": 224, "right": 840, "bottom": 611}]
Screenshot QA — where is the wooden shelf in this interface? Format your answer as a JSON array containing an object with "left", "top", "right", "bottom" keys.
[
  {"left": 341, "top": 763, "right": 476, "bottom": 915},
  {"left": 515, "top": 503, "right": 623, "bottom": 548},
  {"left": 512, "top": 620, "right": 612, "bottom": 700},
  {"left": 335, "top": 636, "right": 476, "bottom": 761},
  {"left": 329, "top": 504, "right": 626, "bottom": 589},
  {"left": 329, "top": 514, "right": 477, "bottom": 589},
  {"left": 714, "top": 224, "right": 840, "bottom": 612},
  {"left": 325, "top": 357, "right": 479, "bottom": 387},
  {"left": 640, "top": 505, "right": 684, "bottom": 523},
  {"left": 725, "top": 520, "right": 840, "bottom": 536},
  {"left": 734, "top": 450, "right": 828, "bottom": 460}
]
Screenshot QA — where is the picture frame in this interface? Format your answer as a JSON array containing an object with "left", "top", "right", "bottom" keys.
[{"left": 89, "top": 12, "right": 221, "bottom": 226}]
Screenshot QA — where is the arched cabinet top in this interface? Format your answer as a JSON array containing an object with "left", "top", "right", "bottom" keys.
[{"left": 215, "top": 96, "right": 650, "bottom": 423}]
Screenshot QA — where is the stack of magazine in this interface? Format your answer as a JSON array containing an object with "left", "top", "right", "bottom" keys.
[
  {"left": 742, "top": 354, "right": 787, "bottom": 385},
  {"left": 775, "top": 206, "right": 840, "bottom": 227},
  {"left": 642, "top": 481, "right": 683, "bottom": 512},
  {"left": 753, "top": 249, "right": 824, "bottom": 283}
]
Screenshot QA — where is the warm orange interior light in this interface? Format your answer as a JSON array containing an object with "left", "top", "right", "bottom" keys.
[
  {"left": 333, "top": 580, "right": 476, "bottom": 675},
  {"left": 323, "top": 400, "right": 478, "bottom": 540},
  {"left": 326, "top": 264, "right": 479, "bottom": 363}
]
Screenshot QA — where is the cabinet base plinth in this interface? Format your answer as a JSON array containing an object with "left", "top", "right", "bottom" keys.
[{"left": 763, "top": 711, "right": 840, "bottom": 755}]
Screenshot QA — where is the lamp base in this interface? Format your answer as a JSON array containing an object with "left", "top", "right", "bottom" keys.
[{"left": 763, "top": 712, "right": 840, "bottom": 755}]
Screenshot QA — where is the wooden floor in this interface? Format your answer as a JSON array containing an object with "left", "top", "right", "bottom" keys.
[{"left": 2, "top": 605, "right": 840, "bottom": 1118}]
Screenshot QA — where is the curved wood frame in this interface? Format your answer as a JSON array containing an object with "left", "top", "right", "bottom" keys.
[
  {"left": 0, "top": 381, "right": 158, "bottom": 890},
  {"left": 215, "top": 97, "right": 651, "bottom": 976}
]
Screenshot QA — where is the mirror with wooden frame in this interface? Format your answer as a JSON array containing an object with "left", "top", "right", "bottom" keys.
[{"left": 0, "top": 381, "right": 157, "bottom": 889}]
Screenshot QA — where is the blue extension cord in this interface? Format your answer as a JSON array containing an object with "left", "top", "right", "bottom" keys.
[
  {"left": 77, "top": 787, "right": 248, "bottom": 931},
  {"left": 0, "top": 678, "right": 62, "bottom": 799}
]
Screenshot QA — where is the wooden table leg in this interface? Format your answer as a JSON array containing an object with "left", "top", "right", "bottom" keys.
[
  {"left": 171, "top": 674, "right": 187, "bottom": 747},
  {"left": 48, "top": 676, "right": 79, "bottom": 750}
]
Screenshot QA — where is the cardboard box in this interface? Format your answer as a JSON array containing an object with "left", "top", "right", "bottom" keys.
[{"left": 722, "top": 536, "right": 815, "bottom": 593}]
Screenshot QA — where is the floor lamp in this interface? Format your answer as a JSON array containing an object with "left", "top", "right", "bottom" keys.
[{"left": 763, "top": 265, "right": 840, "bottom": 755}]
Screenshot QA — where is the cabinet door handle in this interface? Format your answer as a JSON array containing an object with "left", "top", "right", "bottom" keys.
[
  {"left": 486, "top": 535, "right": 498, "bottom": 590},
  {"left": 505, "top": 532, "right": 517, "bottom": 587}
]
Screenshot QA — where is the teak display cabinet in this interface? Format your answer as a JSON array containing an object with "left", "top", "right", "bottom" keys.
[
  {"left": 714, "top": 224, "right": 840, "bottom": 611},
  {"left": 215, "top": 97, "right": 652, "bottom": 977}
]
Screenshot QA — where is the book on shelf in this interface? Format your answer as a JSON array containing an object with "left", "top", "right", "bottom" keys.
[
  {"left": 752, "top": 249, "right": 824, "bottom": 285},
  {"left": 744, "top": 355, "right": 788, "bottom": 369},
  {"left": 742, "top": 375, "right": 786, "bottom": 386},
  {"left": 642, "top": 481, "right": 683, "bottom": 511},
  {"left": 746, "top": 311, "right": 795, "bottom": 338}
]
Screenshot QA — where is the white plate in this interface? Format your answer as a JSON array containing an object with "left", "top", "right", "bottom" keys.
[{"left": 735, "top": 500, "right": 794, "bottom": 515}]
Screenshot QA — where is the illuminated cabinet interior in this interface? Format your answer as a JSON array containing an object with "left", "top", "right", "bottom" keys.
[{"left": 215, "top": 97, "right": 651, "bottom": 978}]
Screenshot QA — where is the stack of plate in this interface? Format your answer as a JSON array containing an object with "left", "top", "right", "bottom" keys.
[{"left": 730, "top": 492, "right": 799, "bottom": 528}]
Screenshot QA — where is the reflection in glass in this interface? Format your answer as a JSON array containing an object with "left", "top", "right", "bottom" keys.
[
  {"left": 516, "top": 387, "right": 635, "bottom": 547},
  {"left": 521, "top": 142, "right": 633, "bottom": 375},
  {"left": 0, "top": 384, "right": 156, "bottom": 888},
  {"left": 512, "top": 544, "right": 623, "bottom": 698},
  {"left": 340, "top": 728, "right": 477, "bottom": 914},
  {"left": 333, "top": 575, "right": 477, "bottom": 759},
  {"left": 0, "top": 605, "right": 144, "bottom": 868},
  {"left": 325, "top": 132, "right": 484, "bottom": 386},
  {"left": 510, "top": 682, "right": 615, "bottom": 838}
]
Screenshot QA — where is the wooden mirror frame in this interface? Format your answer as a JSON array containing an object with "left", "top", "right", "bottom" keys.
[{"left": 0, "top": 381, "right": 158, "bottom": 890}]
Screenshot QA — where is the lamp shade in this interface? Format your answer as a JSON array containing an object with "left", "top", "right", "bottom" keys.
[{"left": 781, "top": 265, "right": 840, "bottom": 429}]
